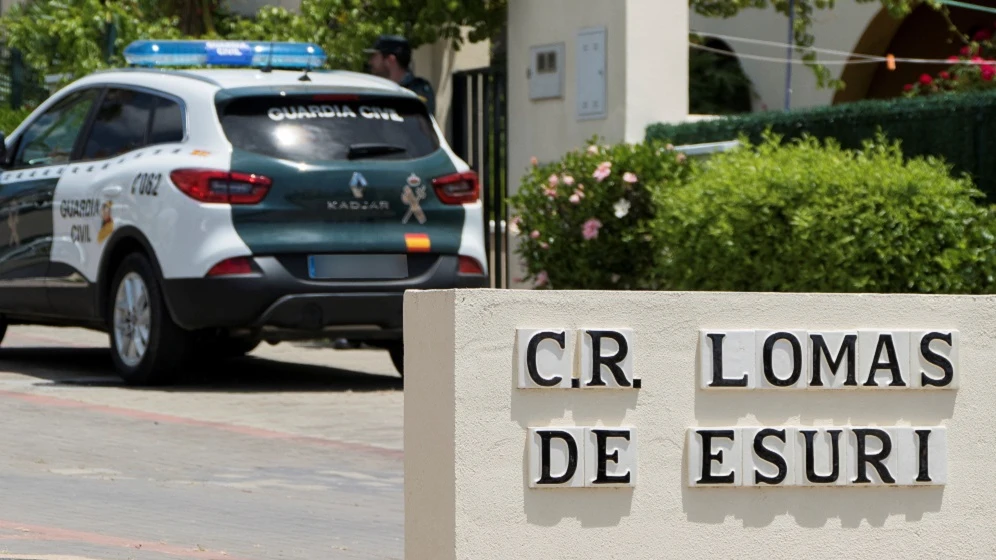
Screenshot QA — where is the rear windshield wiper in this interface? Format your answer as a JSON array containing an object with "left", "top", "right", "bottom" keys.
[{"left": 347, "top": 143, "right": 407, "bottom": 160}]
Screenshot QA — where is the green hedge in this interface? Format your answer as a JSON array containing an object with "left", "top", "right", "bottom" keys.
[
  {"left": 653, "top": 132, "right": 996, "bottom": 294},
  {"left": 646, "top": 89, "right": 996, "bottom": 200}
]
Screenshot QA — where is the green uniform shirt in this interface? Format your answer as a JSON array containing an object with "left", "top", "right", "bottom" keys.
[{"left": 400, "top": 72, "right": 436, "bottom": 116}]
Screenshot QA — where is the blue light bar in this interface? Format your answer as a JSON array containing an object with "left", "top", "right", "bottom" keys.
[{"left": 123, "top": 40, "right": 327, "bottom": 69}]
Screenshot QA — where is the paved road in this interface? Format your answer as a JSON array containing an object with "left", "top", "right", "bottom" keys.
[{"left": 0, "top": 326, "right": 404, "bottom": 560}]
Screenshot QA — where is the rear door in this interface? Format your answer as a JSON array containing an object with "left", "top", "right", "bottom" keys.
[
  {"left": 49, "top": 86, "right": 173, "bottom": 319},
  {"left": 211, "top": 91, "right": 476, "bottom": 264}
]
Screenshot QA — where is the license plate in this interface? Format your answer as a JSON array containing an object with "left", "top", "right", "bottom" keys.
[{"left": 307, "top": 254, "right": 408, "bottom": 280}]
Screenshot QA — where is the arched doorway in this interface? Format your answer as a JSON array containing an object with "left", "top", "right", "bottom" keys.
[
  {"left": 689, "top": 37, "right": 755, "bottom": 114},
  {"left": 834, "top": 1, "right": 996, "bottom": 103}
]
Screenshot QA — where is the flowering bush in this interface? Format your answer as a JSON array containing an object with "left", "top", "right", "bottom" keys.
[
  {"left": 507, "top": 136, "right": 694, "bottom": 289},
  {"left": 653, "top": 131, "right": 996, "bottom": 294},
  {"left": 903, "top": 24, "right": 996, "bottom": 97}
]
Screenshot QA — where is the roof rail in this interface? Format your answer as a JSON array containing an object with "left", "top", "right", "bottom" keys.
[{"left": 90, "top": 67, "right": 224, "bottom": 86}]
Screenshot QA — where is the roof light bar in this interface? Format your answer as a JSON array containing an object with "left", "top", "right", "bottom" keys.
[{"left": 123, "top": 40, "right": 327, "bottom": 70}]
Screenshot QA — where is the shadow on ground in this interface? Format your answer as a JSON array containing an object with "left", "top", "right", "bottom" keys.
[{"left": 0, "top": 346, "right": 403, "bottom": 393}]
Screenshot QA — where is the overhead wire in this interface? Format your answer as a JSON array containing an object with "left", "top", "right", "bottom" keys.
[
  {"left": 691, "top": 43, "right": 878, "bottom": 65},
  {"left": 690, "top": 30, "right": 996, "bottom": 66}
]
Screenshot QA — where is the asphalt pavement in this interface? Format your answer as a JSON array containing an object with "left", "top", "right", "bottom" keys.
[{"left": 0, "top": 326, "right": 404, "bottom": 560}]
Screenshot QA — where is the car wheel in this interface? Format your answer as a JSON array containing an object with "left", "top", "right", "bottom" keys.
[
  {"left": 108, "top": 253, "right": 192, "bottom": 385},
  {"left": 387, "top": 342, "right": 404, "bottom": 377}
]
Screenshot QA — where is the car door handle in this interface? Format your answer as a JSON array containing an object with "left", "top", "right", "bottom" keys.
[{"left": 102, "top": 186, "right": 122, "bottom": 198}]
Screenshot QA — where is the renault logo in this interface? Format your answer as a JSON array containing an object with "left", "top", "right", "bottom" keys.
[{"left": 350, "top": 172, "right": 368, "bottom": 198}]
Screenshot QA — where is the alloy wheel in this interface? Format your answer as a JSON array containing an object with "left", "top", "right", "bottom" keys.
[{"left": 113, "top": 271, "right": 151, "bottom": 367}]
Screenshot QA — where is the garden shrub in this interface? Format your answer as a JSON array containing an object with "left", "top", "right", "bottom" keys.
[
  {"left": 653, "top": 131, "right": 996, "bottom": 294},
  {"left": 507, "top": 136, "right": 695, "bottom": 290}
]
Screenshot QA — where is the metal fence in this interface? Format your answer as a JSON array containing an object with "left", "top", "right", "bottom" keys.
[
  {"left": 0, "top": 44, "right": 50, "bottom": 109},
  {"left": 450, "top": 66, "right": 509, "bottom": 289}
]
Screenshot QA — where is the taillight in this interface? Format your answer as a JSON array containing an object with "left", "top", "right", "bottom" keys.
[
  {"left": 170, "top": 169, "right": 272, "bottom": 204},
  {"left": 432, "top": 171, "right": 479, "bottom": 204},
  {"left": 206, "top": 257, "right": 257, "bottom": 277},
  {"left": 458, "top": 256, "right": 484, "bottom": 275}
]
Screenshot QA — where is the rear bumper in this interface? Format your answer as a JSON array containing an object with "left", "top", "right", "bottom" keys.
[{"left": 161, "top": 254, "right": 488, "bottom": 337}]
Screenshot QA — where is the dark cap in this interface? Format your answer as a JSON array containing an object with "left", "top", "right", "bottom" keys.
[{"left": 363, "top": 34, "right": 411, "bottom": 57}]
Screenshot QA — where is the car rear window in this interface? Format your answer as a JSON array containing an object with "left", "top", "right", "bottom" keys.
[{"left": 217, "top": 94, "right": 440, "bottom": 162}]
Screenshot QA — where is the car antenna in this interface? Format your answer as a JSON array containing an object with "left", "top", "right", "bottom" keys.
[
  {"left": 261, "top": 39, "right": 274, "bottom": 73},
  {"left": 298, "top": 50, "right": 313, "bottom": 82}
]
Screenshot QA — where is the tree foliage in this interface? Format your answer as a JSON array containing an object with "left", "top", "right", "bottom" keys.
[{"left": 0, "top": 0, "right": 505, "bottom": 87}]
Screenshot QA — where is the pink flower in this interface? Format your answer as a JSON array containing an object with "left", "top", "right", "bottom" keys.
[
  {"left": 948, "top": 56, "right": 960, "bottom": 63},
  {"left": 676, "top": 153, "right": 687, "bottom": 163},
  {"left": 539, "top": 242, "right": 549, "bottom": 249},
  {"left": 569, "top": 193, "right": 581, "bottom": 204},
  {"left": 562, "top": 175, "right": 575, "bottom": 186},
  {"left": 530, "top": 230, "right": 540, "bottom": 239},
  {"left": 547, "top": 174, "right": 559, "bottom": 186},
  {"left": 622, "top": 172, "right": 638, "bottom": 183},
  {"left": 666, "top": 143, "right": 675, "bottom": 150},
  {"left": 575, "top": 189, "right": 585, "bottom": 199},
  {"left": 530, "top": 156, "right": 538, "bottom": 167},
  {"left": 593, "top": 161, "right": 612, "bottom": 182},
  {"left": 543, "top": 185, "right": 557, "bottom": 198},
  {"left": 582, "top": 218, "right": 602, "bottom": 240},
  {"left": 535, "top": 271, "right": 548, "bottom": 287},
  {"left": 587, "top": 145, "right": 599, "bottom": 155}
]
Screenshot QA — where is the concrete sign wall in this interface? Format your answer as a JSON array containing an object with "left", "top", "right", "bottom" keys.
[{"left": 404, "top": 290, "right": 984, "bottom": 559}]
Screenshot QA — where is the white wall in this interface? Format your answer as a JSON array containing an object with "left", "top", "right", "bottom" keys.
[
  {"left": 689, "top": 3, "right": 882, "bottom": 111},
  {"left": 406, "top": 289, "right": 980, "bottom": 559},
  {"left": 412, "top": 28, "right": 492, "bottom": 141},
  {"left": 507, "top": 0, "right": 688, "bottom": 194}
]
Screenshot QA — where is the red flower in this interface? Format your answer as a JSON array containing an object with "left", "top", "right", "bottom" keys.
[
  {"left": 949, "top": 55, "right": 961, "bottom": 63},
  {"left": 940, "top": 71, "right": 951, "bottom": 80},
  {"left": 975, "top": 29, "right": 993, "bottom": 41},
  {"left": 962, "top": 45, "right": 973, "bottom": 55},
  {"left": 904, "top": 83, "right": 914, "bottom": 92},
  {"left": 919, "top": 73, "right": 933, "bottom": 85},
  {"left": 983, "top": 65, "right": 996, "bottom": 81},
  {"left": 972, "top": 56, "right": 985, "bottom": 63}
]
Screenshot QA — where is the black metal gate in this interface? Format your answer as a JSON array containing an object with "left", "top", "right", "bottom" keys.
[{"left": 450, "top": 66, "right": 508, "bottom": 288}]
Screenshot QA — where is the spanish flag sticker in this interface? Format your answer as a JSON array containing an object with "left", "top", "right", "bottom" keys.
[{"left": 405, "top": 233, "right": 431, "bottom": 252}]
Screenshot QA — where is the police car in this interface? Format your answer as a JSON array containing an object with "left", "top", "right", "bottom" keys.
[{"left": 0, "top": 40, "right": 488, "bottom": 385}]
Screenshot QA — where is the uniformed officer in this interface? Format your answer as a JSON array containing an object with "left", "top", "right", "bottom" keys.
[{"left": 364, "top": 34, "right": 436, "bottom": 116}]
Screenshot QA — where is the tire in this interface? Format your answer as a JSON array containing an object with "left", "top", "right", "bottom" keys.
[
  {"left": 387, "top": 341, "right": 404, "bottom": 377},
  {"left": 108, "top": 253, "right": 193, "bottom": 385}
]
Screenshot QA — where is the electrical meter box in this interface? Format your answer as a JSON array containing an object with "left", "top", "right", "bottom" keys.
[
  {"left": 528, "top": 43, "right": 565, "bottom": 100},
  {"left": 576, "top": 26, "right": 607, "bottom": 120}
]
